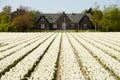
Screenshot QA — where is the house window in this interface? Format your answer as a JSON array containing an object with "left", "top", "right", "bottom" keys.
[
  {"left": 53, "top": 24, "right": 57, "bottom": 28},
  {"left": 83, "top": 24, "right": 87, "bottom": 29},
  {"left": 71, "top": 24, "right": 74, "bottom": 28},
  {"left": 62, "top": 22, "right": 66, "bottom": 30},
  {"left": 41, "top": 24, "right": 45, "bottom": 29}
]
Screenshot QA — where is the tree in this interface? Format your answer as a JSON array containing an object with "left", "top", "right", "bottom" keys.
[
  {"left": 0, "top": 6, "right": 11, "bottom": 22},
  {"left": 0, "top": 6, "right": 16, "bottom": 32},
  {"left": 13, "top": 12, "right": 34, "bottom": 31},
  {"left": 30, "top": 10, "right": 40, "bottom": 22},
  {"left": 12, "top": 6, "right": 30, "bottom": 19},
  {"left": 82, "top": 4, "right": 103, "bottom": 31},
  {"left": 0, "top": 21, "right": 16, "bottom": 32},
  {"left": 82, "top": 8, "right": 92, "bottom": 14},
  {"left": 2, "top": 6, "right": 11, "bottom": 22},
  {"left": 100, "top": 5, "right": 120, "bottom": 31},
  {"left": 30, "top": 10, "right": 40, "bottom": 29},
  {"left": 2, "top": 6, "right": 11, "bottom": 13},
  {"left": 90, "top": 9, "right": 103, "bottom": 31}
]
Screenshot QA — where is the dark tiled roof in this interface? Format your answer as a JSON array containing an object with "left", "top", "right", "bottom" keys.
[
  {"left": 67, "top": 14, "right": 85, "bottom": 23},
  {"left": 44, "top": 14, "right": 61, "bottom": 23},
  {"left": 37, "top": 13, "right": 89, "bottom": 23}
]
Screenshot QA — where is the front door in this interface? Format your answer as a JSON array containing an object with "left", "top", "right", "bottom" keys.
[{"left": 62, "top": 23, "right": 66, "bottom": 30}]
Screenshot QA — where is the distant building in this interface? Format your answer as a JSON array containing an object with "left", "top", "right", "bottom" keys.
[{"left": 36, "top": 12, "right": 94, "bottom": 30}]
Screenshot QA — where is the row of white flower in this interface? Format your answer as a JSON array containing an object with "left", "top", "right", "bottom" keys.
[
  {"left": 0, "top": 33, "right": 44, "bottom": 52},
  {"left": 0, "top": 33, "right": 27, "bottom": 44},
  {"left": 91, "top": 32, "right": 120, "bottom": 43},
  {"left": 82, "top": 33, "right": 120, "bottom": 51},
  {"left": 0, "top": 33, "right": 57, "bottom": 80},
  {"left": 28, "top": 33, "right": 61, "bottom": 80},
  {"left": 72, "top": 33, "right": 120, "bottom": 78},
  {"left": 80, "top": 32, "right": 120, "bottom": 47},
  {"left": 68, "top": 33, "right": 116, "bottom": 80},
  {"left": 92, "top": 33, "right": 120, "bottom": 47},
  {"left": 58, "top": 33, "right": 85, "bottom": 80},
  {"left": 77, "top": 33, "right": 120, "bottom": 62},
  {"left": 0, "top": 33, "right": 53, "bottom": 74},
  {"left": 0, "top": 33, "right": 46, "bottom": 59},
  {"left": 0, "top": 33, "right": 39, "bottom": 45}
]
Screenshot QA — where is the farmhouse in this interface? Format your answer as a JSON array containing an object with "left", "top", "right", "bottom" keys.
[{"left": 36, "top": 12, "right": 94, "bottom": 30}]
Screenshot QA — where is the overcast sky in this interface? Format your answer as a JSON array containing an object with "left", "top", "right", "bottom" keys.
[{"left": 0, "top": 0, "right": 120, "bottom": 13}]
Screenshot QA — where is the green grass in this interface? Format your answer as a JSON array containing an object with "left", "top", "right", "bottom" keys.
[{"left": 25, "top": 29, "right": 98, "bottom": 32}]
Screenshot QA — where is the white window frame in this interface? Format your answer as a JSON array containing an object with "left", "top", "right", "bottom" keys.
[
  {"left": 53, "top": 24, "right": 57, "bottom": 28},
  {"left": 83, "top": 24, "right": 87, "bottom": 29},
  {"left": 41, "top": 24, "right": 45, "bottom": 29}
]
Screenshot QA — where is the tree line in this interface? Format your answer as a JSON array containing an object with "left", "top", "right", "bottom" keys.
[
  {"left": 83, "top": 4, "right": 120, "bottom": 31},
  {"left": 0, "top": 5, "right": 120, "bottom": 32},
  {"left": 0, "top": 6, "right": 40, "bottom": 32}
]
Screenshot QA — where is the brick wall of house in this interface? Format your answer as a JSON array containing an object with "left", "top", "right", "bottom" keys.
[
  {"left": 56, "top": 13, "right": 72, "bottom": 30},
  {"left": 36, "top": 16, "right": 50, "bottom": 30},
  {"left": 36, "top": 13, "right": 94, "bottom": 30}
]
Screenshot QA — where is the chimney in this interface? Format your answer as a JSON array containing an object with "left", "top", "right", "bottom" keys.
[{"left": 63, "top": 11, "right": 65, "bottom": 14}]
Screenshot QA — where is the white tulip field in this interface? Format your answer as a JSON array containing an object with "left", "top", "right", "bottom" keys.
[{"left": 0, "top": 32, "right": 120, "bottom": 80}]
